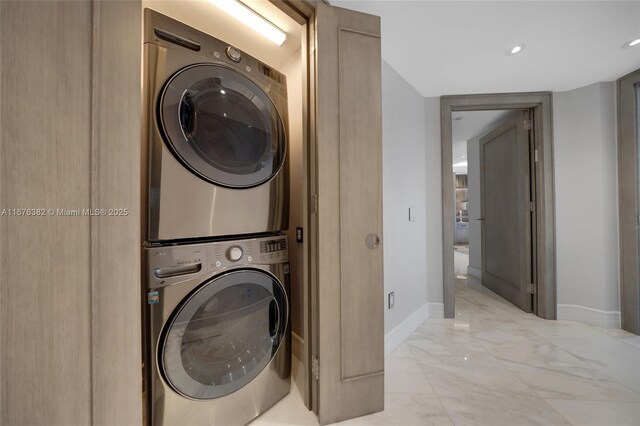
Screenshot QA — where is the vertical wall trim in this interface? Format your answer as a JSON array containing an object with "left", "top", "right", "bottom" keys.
[
  {"left": 0, "top": 1, "right": 3, "bottom": 420},
  {"left": 440, "top": 100, "right": 454, "bottom": 318},
  {"left": 0, "top": 1, "right": 3, "bottom": 419},
  {"left": 89, "top": 1, "right": 95, "bottom": 424}
]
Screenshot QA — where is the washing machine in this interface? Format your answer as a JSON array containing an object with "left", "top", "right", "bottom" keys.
[
  {"left": 144, "top": 234, "right": 291, "bottom": 426},
  {"left": 143, "top": 9, "right": 289, "bottom": 242}
]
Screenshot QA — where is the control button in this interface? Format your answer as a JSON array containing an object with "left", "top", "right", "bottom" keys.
[
  {"left": 213, "top": 51, "right": 221, "bottom": 58},
  {"left": 247, "top": 256, "right": 253, "bottom": 262},
  {"left": 226, "top": 46, "right": 241, "bottom": 62},
  {"left": 215, "top": 261, "right": 222, "bottom": 268},
  {"left": 226, "top": 246, "right": 243, "bottom": 262},
  {"left": 245, "top": 65, "right": 251, "bottom": 72}
]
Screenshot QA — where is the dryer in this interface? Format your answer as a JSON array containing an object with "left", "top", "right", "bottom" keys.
[
  {"left": 145, "top": 234, "right": 291, "bottom": 426},
  {"left": 143, "top": 9, "right": 289, "bottom": 242}
]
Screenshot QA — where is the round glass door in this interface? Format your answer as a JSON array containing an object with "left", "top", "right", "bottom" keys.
[
  {"left": 159, "top": 269, "right": 287, "bottom": 400},
  {"left": 159, "top": 64, "right": 286, "bottom": 188}
]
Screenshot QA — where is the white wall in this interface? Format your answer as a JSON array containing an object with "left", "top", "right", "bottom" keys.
[
  {"left": 382, "top": 61, "right": 430, "bottom": 352},
  {"left": 554, "top": 82, "right": 619, "bottom": 317},
  {"left": 467, "top": 136, "right": 482, "bottom": 277}
]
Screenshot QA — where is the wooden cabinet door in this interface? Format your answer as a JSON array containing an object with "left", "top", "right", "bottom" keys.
[{"left": 312, "top": 2, "right": 384, "bottom": 424}]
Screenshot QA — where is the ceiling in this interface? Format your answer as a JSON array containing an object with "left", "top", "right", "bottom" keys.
[{"left": 332, "top": 1, "right": 640, "bottom": 97}]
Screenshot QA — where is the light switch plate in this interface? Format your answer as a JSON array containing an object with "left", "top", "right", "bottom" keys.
[{"left": 409, "top": 207, "right": 416, "bottom": 222}]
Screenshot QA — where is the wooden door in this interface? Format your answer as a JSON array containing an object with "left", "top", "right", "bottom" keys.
[
  {"left": 618, "top": 69, "right": 640, "bottom": 335},
  {"left": 311, "top": 2, "right": 384, "bottom": 424},
  {"left": 480, "top": 111, "right": 533, "bottom": 312}
]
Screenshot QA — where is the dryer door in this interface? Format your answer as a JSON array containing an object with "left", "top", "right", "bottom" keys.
[
  {"left": 159, "top": 64, "right": 287, "bottom": 188},
  {"left": 159, "top": 269, "right": 287, "bottom": 400}
]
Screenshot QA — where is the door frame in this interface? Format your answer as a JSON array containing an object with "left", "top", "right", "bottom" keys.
[
  {"left": 441, "top": 92, "right": 556, "bottom": 319},
  {"left": 269, "top": 0, "right": 317, "bottom": 411},
  {"left": 617, "top": 69, "right": 640, "bottom": 335}
]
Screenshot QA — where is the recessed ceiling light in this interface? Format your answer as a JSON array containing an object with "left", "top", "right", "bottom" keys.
[
  {"left": 622, "top": 38, "right": 640, "bottom": 48},
  {"left": 507, "top": 44, "right": 525, "bottom": 56}
]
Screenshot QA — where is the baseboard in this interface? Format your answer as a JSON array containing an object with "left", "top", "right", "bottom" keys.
[
  {"left": 427, "top": 303, "right": 444, "bottom": 319},
  {"left": 292, "top": 331, "right": 304, "bottom": 361},
  {"left": 467, "top": 265, "right": 482, "bottom": 280},
  {"left": 557, "top": 304, "right": 621, "bottom": 329},
  {"left": 384, "top": 304, "right": 428, "bottom": 358}
]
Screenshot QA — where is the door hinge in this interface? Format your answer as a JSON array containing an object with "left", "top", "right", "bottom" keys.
[
  {"left": 528, "top": 201, "right": 535, "bottom": 212},
  {"left": 524, "top": 120, "right": 532, "bottom": 130},
  {"left": 312, "top": 193, "right": 318, "bottom": 215},
  {"left": 527, "top": 283, "right": 537, "bottom": 294},
  {"left": 534, "top": 148, "right": 539, "bottom": 163},
  {"left": 311, "top": 355, "right": 319, "bottom": 380}
]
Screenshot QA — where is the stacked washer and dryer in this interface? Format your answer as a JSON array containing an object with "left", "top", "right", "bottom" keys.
[{"left": 142, "top": 9, "right": 291, "bottom": 426}]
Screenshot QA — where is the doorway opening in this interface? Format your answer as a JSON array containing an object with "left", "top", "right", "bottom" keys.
[
  {"left": 441, "top": 93, "right": 556, "bottom": 320},
  {"left": 451, "top": 109, "right": 538, "bottom": 317}
]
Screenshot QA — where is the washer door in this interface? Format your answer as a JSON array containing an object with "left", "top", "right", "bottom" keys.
[
  {"left": 159, "top": 269, "right": 287, "bottom": 400},
  {"left": 159, "top": 64, "right": 286, "bottom": 188}
]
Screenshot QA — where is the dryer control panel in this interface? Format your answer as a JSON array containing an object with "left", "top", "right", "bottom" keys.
[{"left": 146, "top": 235, "right": 288, "bottom": 288}]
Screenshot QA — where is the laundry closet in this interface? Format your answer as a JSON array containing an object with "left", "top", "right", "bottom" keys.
[
  {"left": 0, "top": 1, "right": 383, "bottom": 425},
  {"left": 140, "top": 1, "right": 307, "bottom": 424}
]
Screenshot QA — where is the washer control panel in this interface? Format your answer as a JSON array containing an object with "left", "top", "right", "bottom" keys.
[
  {"left": 146, "top": 235, "right": 289, "bottom": 288},
  {"left": 259, "top": 238, "right": 287, "bottom": 262}
]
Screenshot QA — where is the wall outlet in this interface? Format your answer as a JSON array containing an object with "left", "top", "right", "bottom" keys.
[{"left": 388, "top": 292, "right": 394, "bottom": 309}]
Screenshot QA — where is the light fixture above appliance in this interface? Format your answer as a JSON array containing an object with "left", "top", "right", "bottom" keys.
[
  {"left": 622, "top": 38, "right": 640, "bottom": 49},
  {"left": 208, "top": 0, "right": 287, "bottom": 46},
  {"left": 507, "top": 44, "right": 525, "bottom": 56}
]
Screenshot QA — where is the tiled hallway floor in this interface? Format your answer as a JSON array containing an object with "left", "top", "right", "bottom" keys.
[{"left": 253, "top": 275, "right": 640, "bottom": 426}]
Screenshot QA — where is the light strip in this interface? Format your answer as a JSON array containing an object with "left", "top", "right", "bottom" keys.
[
  {"left": 209, "top": 0, "right": 287, "bottom": 46},
  {"left": 622, "top": 38, "right": 640, "bottom": 49},
  {"left": 453, "top": 161, "right": 468, "bottom": 167}
]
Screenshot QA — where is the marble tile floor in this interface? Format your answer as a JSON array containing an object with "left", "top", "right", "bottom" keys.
[{"left": 252, "top": 276, "right": 640, "bottom": 426}]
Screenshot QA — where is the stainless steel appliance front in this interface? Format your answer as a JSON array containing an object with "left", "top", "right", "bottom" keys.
[
  {"left": 143, "top": 9, "right": 289, "bottom": 242},
  {"left": 144, "top": 235, "right": 291, "bottom": 426}
]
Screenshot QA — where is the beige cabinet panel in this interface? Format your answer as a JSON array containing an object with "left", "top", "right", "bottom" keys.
[
  {"left": 1, "top": 2, "right": 92, "bottom": 424},
  {"left": 1, "top": 1, "right": 143, "bottom": 424},
  {"left": 90, "top": 1, "right": 143, "bottom": 424}
]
